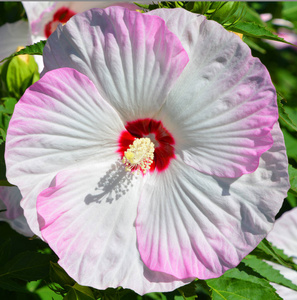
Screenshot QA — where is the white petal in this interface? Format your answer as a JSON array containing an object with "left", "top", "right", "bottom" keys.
[
  {"left": 267, "top": 207, "right": 297, "bottom": 260},
  {"left": 136, "top": 122, "right": 289, "bottom": 279},
  {"left": 37, "top": 160, "right": 193, "bottom": 295},
  {"left": 41, "top": 7, "right": 189, "bottom": 122},
  {"left": 150, "top": 8, "right": 278, "bottom": 178},
  {"left": 267, "top": 207, "right": 297, "bottom": 299},
  {"left": 5, "top": 67, "right": 124, "bottom": 235}
]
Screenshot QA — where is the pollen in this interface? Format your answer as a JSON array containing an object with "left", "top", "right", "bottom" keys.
[{"left": 122, "top": 137, "right": 154, "bottom": 174}]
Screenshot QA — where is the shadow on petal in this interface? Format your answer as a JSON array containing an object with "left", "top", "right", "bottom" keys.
[
  {"left": 84, "top": 160, "right": 135, "bottom": 205},
  {"left": 213, "top": 176, "right": 239, "bottom": 196}
]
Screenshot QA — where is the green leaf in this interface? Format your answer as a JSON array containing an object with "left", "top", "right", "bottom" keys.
[
  {"left": 178, "top": 280, "right": 199, "bottom": 299},
  {"left": 282, "top": 2, "right": 297, "bottom": 24},
  {"left": 0, "top": 97, "right": 17, "bottom": 114},
  {"left": 287, "top": 192, "right": 297, "bottom": 208},
  {"left": 281, "top": 127, "right": 297, "bottom": 162},
  {"left": 277, "top": 93, "right": 297, "bottom": 132},
  {"left": 228, "top": 21, "right": 295, "bottom": 44},
  {"left": 243, "top": 255, "right": 297, "bottom": 291},
  {"left": 0, "top": 40, "right": 46, "bottom": 63},
  {"left": 251, "top": 239, "right": 297, "bottom": 270},
  {"left": 288, "top": 164, "right": 297, "bottom": 196},
  {"left": 242, "top": 36, "right": 267, "bottom": 54},
  {"left": 34, "top": 283, "right": 64, "bottom": 300},
  {"left": 50, "top": 262, "right": 75, "bottom": 287},
  {"left": 206, "top": 264, "right": 281, "bottom": 300},
  {"left": 0, "top": 278, "right": 30, "bottom": 293},
  {"left": 0, "top": 2, "right": 26, "bottom": 26},
  {"left": 64, "top": 284, "right": 96, "bottom": 300},
  {"left": 0, "top": 142, "right": 7, "bottom": 183},
  {"left": 185, "top": 2, "right": 212, "bottom": 15},
  {"left": 0, "top": 251, "right": 52, "bottom": 282}
]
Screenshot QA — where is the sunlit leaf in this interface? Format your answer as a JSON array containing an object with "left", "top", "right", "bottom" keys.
[
  {"left": 0, "top": 40, "right": 46, "bottom": 64},
  {"left": 206, "top": 264, "right": 281, "bottom": 300},
  {"left": 243, "top": 255, "right": 297, "bottom": 291},
  {"left": 229, "top": 21, "right": 295, "bottom": 44}
]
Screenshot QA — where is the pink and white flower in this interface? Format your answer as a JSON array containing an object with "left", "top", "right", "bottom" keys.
[
  {"left": 23, "top": 1, "right": 140, "bottom": 41},
  {"left": 5, "top": 7, "right": 290, "bottom": 295},
  {"left": 0, "top": 186, "right": 33, "bottom": 237},
  {"left": 267, "top": 207, "right": 297, "bottom": 300},
  {"left": 22, "top": 1, "right": 141, "bottom": 70}
]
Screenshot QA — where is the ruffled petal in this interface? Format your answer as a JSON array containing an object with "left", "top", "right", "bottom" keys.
[
  {"left": 136, "top": 123, "right": 289, "bottom": 279},
  {"left": 37, "top": 160, "right": 193, "bottom": 295},
  {"left": 42, "top": 6, "right": 189, "bottom": 122},
  {"left": 0, "top": 186, "right": 33, "bottom": 237},
  {"left": 150, "top": 8, "right": 278, "bottom": 178},
  {"left": 5, "top": 67, "right": 124, "bottom": 235},
  {"left": 267, "top": 207, "right": 297, "bottom": 259}
]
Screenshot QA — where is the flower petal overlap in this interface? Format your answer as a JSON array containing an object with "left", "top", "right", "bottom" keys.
[
  {"left": 5, "top": 6, "right": 290, "bottom": 295},
  {"left": 6, "top": 67, "right": 124, "bottom": 234},
  {"left": 136, "top": 123, "right": 289, "bottom": 279},
  {"left": 41, "top": 7, "right": 189, "bottom": 122},
  {"left": 149, "top": 8, "right": 279, "bottom": 178},
  {"left": 267, "top": 207, "right": 297, "bottom": 300}
]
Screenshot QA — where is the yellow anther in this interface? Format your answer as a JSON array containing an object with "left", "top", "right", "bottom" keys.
[{"left": 122, "top": 137, "right": 154, "bottom": 174}]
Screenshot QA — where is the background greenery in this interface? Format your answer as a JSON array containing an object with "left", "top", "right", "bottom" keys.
[{"left": 1, "top": 2, "right": 297, "bottom": 299}]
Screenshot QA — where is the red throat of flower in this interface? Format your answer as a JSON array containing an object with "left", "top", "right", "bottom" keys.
[
  {"left": 118, "top": 119, "right": 175, "bottom": 174},
  {"left": 44, "top": 7, "right": 76, "bottom": 38}
]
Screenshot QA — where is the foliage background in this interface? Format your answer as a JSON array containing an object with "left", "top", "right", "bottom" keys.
[{"left": 1, "top": 2, "right": 297, "bottom": 300}]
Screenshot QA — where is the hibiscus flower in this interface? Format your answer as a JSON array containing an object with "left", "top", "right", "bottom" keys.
[
  {"left": 5, "top": 7, "right": 289, "bottom": 295},
  {"left": 0, "top": 186, "right": 33, "bottom": 237}
]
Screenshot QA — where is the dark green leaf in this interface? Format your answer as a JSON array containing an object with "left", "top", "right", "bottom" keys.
[
  {"left": 277, "top": 93, "right": 297, "bottom": 132},
  {"left": 288, "top": 165, "right": 297, "bottom": 195},
  {"left": 178, "top": 280, "right": 199, "bottom": 299},
  {"left": 242, "top": 36, "right": 267, "bottom": 54},
  {"left": 0, "top": 41, "right": 46, "bottom": 64},
  {"left": 0, "top": 2, "right": 26, "bottom": 26},
  {"left": 64, "top": 284, "right": 95, "bottom": 300},
  {"left": 229, "top": 21, "right": 295, "bottom": 44},
  {"left": 282, "top": 127, "right": 297, "bottom": 162},
  {"left": 0, "top": 142, "right": 7, "bottom": 183},
  {"left": 50, "top": 262, "right": 75, "bottom": 287},
  {"left": 0, "top": 278, "right": 30, "bottom": 293},
  {"left": 287, "top": 192, "right": 297, "bottom": 208},
  {"left": 0, "top": 251, "right": 52, "bottom": 282}
]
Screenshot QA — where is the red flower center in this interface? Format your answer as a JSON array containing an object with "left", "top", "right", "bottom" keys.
[
  {"left": 44, "top": 7, "right": 76, "bottom": 38},
  {"left": 118, "top": 119, "right": 175, "bottom": 173}
]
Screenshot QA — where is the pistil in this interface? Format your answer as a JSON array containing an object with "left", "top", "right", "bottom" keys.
[{"left": 122, "top": 137, "right": 154, "bottom": 174}]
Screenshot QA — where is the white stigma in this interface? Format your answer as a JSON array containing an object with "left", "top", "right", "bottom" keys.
[{"left": 122, "top": 137, "right": 155, "bottom": 174}]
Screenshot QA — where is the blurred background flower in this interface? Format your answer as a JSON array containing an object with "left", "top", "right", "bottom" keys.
[{"left": 0, "top": 186, "right": 33, "bottom": 237}]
